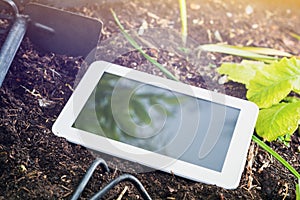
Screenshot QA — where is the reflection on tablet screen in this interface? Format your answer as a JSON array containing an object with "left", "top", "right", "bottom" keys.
[{"left": 73, "top": 72, "right": 240, "bottom": 172}]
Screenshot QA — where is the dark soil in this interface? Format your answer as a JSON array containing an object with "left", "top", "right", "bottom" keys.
[{"left": 1, "top": 0, "right": 300, "bottom": 199}]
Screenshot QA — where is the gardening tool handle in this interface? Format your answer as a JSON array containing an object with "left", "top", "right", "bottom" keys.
[{"left": 0, "top": 14, "right": 28, "bottom": 87}]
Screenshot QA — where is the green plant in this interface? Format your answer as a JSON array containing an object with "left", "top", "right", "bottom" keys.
[
  {"left": 278, "top": 134, "right": 292, "bottom": 147},
  {"left": 217, "top": 57, "right": 300, "bottom": 141},
  {"left": 111, "top": 8, "right": 300, "bottom": 199}
]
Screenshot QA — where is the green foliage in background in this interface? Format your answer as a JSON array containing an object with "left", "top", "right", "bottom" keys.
[{"left": 217, "top": 57, "right": 300, "bottom": 141}]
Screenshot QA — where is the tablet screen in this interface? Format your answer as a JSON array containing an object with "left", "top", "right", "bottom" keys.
[{"left": 73, "top": 72, "right": 240, "bottom": 172}]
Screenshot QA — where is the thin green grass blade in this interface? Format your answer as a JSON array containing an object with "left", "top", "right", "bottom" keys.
[
  {"left": 111, "top": 9, "right": 179, "bottom": 81},
  {"left": 252, "top": 135, "right": 300, "bottom": 179},
  {"left": 290, "top": 32, "right": 300, "bottom": 41},
  {"left": 297, "top": 179, "right": 300, "bottom": 200},
  {"left": 199, "top": 44, "right": 277, "bottom": 62},
  {"left": 236, "top": 46, "right": 292, "bottom": 57},
  {"left": 179, "top": 0, "right": 187, "bottom": 45}
]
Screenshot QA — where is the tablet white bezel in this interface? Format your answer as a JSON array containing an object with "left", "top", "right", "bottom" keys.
[{"left": 52, "top": 61, "right": 258, "bottom": 189}]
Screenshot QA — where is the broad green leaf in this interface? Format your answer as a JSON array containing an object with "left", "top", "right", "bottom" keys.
[
  {"left": 235, "top": 46, "right": 292, "bottom": 57},
  {"left": 217, "top": 60, "right": 265, "bottom": 87},
  {"left": 255, "top": 102, "right": 300, "bottom": 141},
  {"left": 247, "top": 57, "right": 300, "bottom": 108},
  {"left": 294, "top": 77, "right": 300, "bottom": 94},
  {"left": 199, "top": 44, "right": 277, "bottom": 62},
  {"left": 248, "top": 77, "right": 293, "bottom": 108}
]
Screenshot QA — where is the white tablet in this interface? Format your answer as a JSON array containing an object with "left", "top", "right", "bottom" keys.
[{"left": 52, "top": 61, "right": 258, "bottom": 189}]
